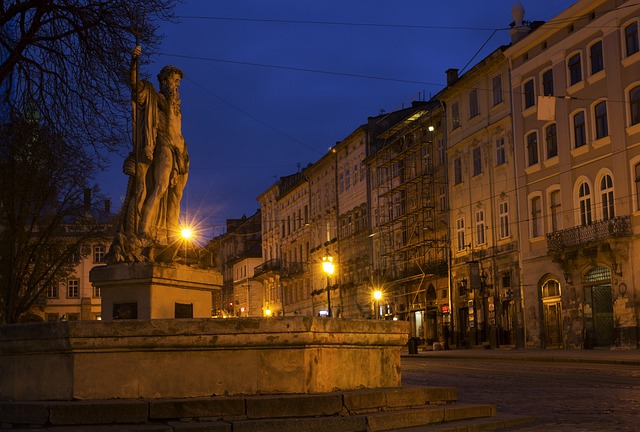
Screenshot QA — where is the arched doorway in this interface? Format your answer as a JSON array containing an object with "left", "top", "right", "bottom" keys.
[
  {"left": 541, "top": 278, "right": 563, "bottom": 348},
  {"left": 584, "top": 266, "right": 613, "bottom": 348}
]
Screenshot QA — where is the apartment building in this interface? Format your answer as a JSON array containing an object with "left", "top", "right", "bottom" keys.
[
  {"left": 439, "top": 49, "right": 523, "bottom": 348},
  {"left": 506, "top": 0, "right": 640, "bottom": 348}
]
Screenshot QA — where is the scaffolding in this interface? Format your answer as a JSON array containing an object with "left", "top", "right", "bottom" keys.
[{"left": 367, "top": 101, "right": 449, "bottom": 336}]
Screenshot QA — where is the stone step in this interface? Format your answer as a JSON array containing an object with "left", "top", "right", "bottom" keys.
[{"left": 0, "top": 387, "right": 532, "bottom": 431}]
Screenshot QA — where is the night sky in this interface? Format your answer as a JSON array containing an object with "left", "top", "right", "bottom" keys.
[{"left": 95, "top": 0, "right": 577, "bottom": 239}]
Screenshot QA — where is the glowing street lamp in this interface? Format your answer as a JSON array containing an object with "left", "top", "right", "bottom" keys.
[
  {"left": 322, "top": 253, "right": 335, "bottom": 317},
  {"left": 180, "top": 226, "right": 193, "bottom": 264},
  {"left": 373, "top": 289, "right": 383, "bottom": 320}
]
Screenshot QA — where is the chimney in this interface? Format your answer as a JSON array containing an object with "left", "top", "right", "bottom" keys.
[
  {"left": 446, "top": 68, "right": 459, "bottom": 86},
  {"left": 105, "top": 199, "right": 111, "bottom": 214},
  {"left": 84, "top": 188, "right": 91, "bottom": 209}
]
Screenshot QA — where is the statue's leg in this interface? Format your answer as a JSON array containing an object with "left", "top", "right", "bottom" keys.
[{"left": 138, "top": 147, "right": 172, "bottom": 240}]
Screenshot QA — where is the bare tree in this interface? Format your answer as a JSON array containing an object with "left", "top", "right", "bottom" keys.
[{"left": 0, "top": 0, "right": 177, "bottom": 323}]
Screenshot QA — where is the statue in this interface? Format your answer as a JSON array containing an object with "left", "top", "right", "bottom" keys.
[{"left": 107, "top": 46, "right": 189, "bottom": 263}]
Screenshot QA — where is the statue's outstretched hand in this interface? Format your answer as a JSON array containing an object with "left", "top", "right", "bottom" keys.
[{"left": 132, "top": 45, "right": 142, "bottom": 59}]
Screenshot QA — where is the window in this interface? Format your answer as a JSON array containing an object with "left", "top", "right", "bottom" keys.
[
  {"left": 439, "top": 185, "right": 447, "bottom": 211},
  {"left": 469, "top": 88, "right": 479, "bottom": 118},
  {"left": 527, "top": 132, "right": 539, "bottom": 166},
  {"left": 600, "top": 175, "right": 615, "bottom": 220},
  {"left": 542, "top": 69, "right": 554, "bottom": 96},
  {"left": 625, "top": 22, "right": 639, "bottom": 57},
  {"left": 542, "top": 280, "right": 561, "bottom": 298},
  {"left": 451, "top": 102, "right": 460, "bottom": 129},
  {"left": 590, "top": 41, "right": 604, "bottom": 74},
  {"left": 93, "top": 284, "right": 101, "bottom": 298},
  {"left": 635, "top": 163, "right": 640, "bottom": 211},
  {"left": 472, "top": 147, "right": 482, "bottom": 176},
  {"left": 456, "top": 217, "right": 466, "bottom": 251},
  {"left": 93, "top": 245, "right": 105, "bottom": 263},
  {"left": 550, "top": 190, "right": 561, "bottom": 232},
  {"left": 47, "top": 284, "right": 59, "bottom": 299},
  {"left": 524, "top": 79, "right": 535, "bottom": 109},
  {"left": 492, "top": 74, "right": 503, "bottom": 105},
  {"left": 579, "top": 182, "right": 593, "bottom": 226},
  {"left": 594, "top": 101, "right": 608, "bottom": 139},
  {"left": 573, "top": 111, "right": 586, "bottom": 148},
  {"left": 568, "top": 53, "right": 582, "bottom": 86},
  {"left": 475, "top": 210, "right": 485, "bottom": 245},
  {"left": 499, "top": 201, "right": 510, "bottom": 239},
  {"left": 545, "top": 124, "right": 557, "bottom": 159},
  {"left": 630, "top": 86, "right": 640, "bottom": 126},
  {"left": 454, "top": 157, "right": 462, "bottom": 185},
  {"left": 531, "top": 196, "right": 543, "bottom": 238},
  {"left": 495, "top": 137, "right": 506, "bottom": 165},
  {"left": 67, "top": 279, "right": 79, "bottom": 298}
]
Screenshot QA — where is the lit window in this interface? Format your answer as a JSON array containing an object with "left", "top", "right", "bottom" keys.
[
  {"left": 93, "top": 245, "right": 105, "bottom": 263},
  {"left": 67, "top": 280, "right": 79, "bottom": 299}
]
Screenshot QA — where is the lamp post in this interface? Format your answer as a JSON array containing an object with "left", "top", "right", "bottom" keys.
[
  {"left": 322, "top": 254, "right": 335, "bottom": 317},
  {"left": 373, "top": 290, "right": 382, "bottom": 320}
]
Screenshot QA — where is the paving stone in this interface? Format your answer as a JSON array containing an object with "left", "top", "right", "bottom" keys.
[{"left": 245, "top": 393, "right": 343, "bottom": 419}]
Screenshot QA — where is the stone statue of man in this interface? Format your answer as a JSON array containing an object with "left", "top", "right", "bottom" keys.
[{"left": 107, "top": 46, "right": 189, "bottom": 263}]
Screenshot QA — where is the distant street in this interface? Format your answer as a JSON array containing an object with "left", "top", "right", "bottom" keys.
[{"left": 402, "top": 354, "right": 640, "bottom": 431}]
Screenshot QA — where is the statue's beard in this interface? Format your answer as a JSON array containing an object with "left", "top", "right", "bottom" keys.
[{"left": 161, "top": 85, "right": 181, "bottom": 116}]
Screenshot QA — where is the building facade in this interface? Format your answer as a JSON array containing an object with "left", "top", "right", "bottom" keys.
[
  {"left": 506, "top": 0, "right": 640, "bottom": 348},
  {"left": 439, "top": 49, "right": 523, "bottom": 348}
]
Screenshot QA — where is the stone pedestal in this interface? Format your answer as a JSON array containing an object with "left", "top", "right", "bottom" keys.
[
  {"left": 90, "top": 263, "right": 222, "bottom": 320},
  {"left": 0, "top": 317, "right": 409, "bottom": 400}
]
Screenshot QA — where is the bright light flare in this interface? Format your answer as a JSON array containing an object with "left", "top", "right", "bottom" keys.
[
  {"left": 181, "top": 227, "right": 193, "bottom": 240},
  {"left": 373, "top": 290, "right": 383, "bottom": 300}
]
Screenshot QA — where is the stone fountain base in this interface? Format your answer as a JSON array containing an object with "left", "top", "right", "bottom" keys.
[{"left": 0, "top": 317, "right": 408, "bottom": 401}]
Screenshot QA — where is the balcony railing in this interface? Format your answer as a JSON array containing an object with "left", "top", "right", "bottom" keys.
[
  {"left": 546, "top": 216, "right": 631, "bottom": 256},
  {"left": 253, "top": 259, "right": 282, "bottom": 277}
]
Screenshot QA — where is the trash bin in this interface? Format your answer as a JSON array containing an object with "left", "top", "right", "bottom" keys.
[{"left": 408, "top": 337, "right": 419, "bottom": 354}]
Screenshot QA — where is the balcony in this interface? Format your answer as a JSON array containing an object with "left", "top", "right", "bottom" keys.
[
  {"left": 546, "top": 216, "right": 632, "bottom": 258},
  {"left": 253, "top": 259, "right": 283, "bottom": 277}
]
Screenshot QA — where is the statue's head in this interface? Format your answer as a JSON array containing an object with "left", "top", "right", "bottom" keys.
[{"left": 158, "top": 65, "right": 184, "bottom": 83}]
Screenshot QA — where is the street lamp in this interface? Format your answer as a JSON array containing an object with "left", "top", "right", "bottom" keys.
[
  {"left": 373, "top": 290, "right": 382, "bottom": 320},
  {"left": 322, "top": 253, "right": 335, "bottom": 317},
  {"left": 180, "top": 226, "right": 193, "bottom": 265}
]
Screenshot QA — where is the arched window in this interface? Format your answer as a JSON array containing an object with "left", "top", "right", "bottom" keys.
[
  {"left": 594, "top": 101, "right": 608, "bottom": 139},
  {"left": 526, "top": 131, "right": 539, "bottom": 166},
  {"left": 579, "top": 182, "right": 592, "bottom": 226},
  {"left": 541, "top": 279, "right": 561, "bottom": 298},
  {"left": 545, "top": 123, "right": 558, "bottom": 159},
  {"left": 600, "top": 175, "right": 614, "bottom": 220}
]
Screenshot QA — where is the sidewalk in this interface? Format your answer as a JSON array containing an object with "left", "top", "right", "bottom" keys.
[{"left": 402, "top": 346, "right": 640, "bottom": 365}]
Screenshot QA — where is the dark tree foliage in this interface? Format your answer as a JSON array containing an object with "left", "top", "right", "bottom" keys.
[{"left": 0, "top": 0, "right": 177, "bottom": 323}]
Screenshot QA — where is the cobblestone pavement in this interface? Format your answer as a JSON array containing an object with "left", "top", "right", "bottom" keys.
[{"left": 401, "top": 347, "right": 640, "bottom": 431}]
